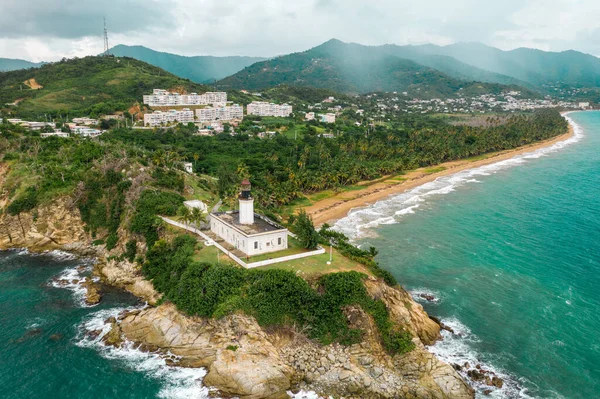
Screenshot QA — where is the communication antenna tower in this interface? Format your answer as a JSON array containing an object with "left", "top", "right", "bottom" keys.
[{"left": 103, "top": 17, "right": 110, "bottom": 56}]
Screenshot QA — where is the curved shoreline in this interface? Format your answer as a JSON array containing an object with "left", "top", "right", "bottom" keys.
[{"left": 305, "top": 120, "right": 576, "bottom": 227}]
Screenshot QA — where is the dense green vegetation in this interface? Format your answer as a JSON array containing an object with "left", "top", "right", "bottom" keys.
[
  {"left": 103, "top": 109, "right": 568, "bottom": 211},
  {"left": 0, "top": 56, "right": 209, "bottom": 118},
  {"left": 143, "top": 234, "right": 414, "bottom": 354},
  {"left": 217, "top": 39, "right": 534, "bottom": 97}
]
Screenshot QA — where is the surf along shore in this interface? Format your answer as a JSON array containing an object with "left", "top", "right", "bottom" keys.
[{"left": 304, "top": 119, "right": 575, "bottom": 227}]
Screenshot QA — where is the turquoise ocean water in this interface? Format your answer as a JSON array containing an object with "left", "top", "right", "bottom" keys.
[
  {"left": 1, "top": 111, "right": 598, "bottom": 398},
  {"left": 334, "top": 111, "right": 600, "bottom": 398}
]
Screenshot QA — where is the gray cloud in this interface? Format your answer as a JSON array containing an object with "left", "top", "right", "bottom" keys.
[
  {"left": 0, "top": 0, "right": 599, "bottom": 61},
  {"left": 0, "top": 0, "right": 176, "bottom": 38}
]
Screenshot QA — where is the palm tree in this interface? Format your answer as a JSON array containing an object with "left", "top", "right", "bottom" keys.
[
  {"left": 190, "top": 207, "right": 207, "bottom": 229},
  {"left": 178, "top": 206, "right": 192, "bottom": 231}
]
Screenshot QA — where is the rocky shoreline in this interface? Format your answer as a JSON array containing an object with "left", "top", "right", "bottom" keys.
[{"left": 0, "top": 197, "right": 480, "bottom": 398}]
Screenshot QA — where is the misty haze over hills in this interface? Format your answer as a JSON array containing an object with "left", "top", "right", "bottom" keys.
[{"left": 2, "top": 39, "right": 600, "bottom": 96}]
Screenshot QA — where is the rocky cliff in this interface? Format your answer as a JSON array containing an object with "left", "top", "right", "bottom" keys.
[{"left": 105, "top": 278, "right": 473, "bottom": 399}]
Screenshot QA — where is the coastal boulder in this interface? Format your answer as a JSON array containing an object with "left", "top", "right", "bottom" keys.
[{"left": 117, "top": 303, "right": 294, "bottom": 399}]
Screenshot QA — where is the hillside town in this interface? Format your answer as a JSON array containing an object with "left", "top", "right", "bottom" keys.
[{"left": 2, "top": 87, "right": 594, "bottom": 139}]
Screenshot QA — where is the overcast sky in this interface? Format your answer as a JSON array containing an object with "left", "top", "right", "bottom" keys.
[{"left": 1, "top": 0, "right": 600, "bottom": 62}]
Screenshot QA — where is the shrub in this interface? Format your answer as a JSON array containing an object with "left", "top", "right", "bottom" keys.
[
  {"left": 140, "top": 235, "right": 414, "bottom": 356},
  {"left": 131, "top": 190, "right": 184, "bottom": 247},
  {"left": 7, "top": 186, "right": 38, "bottom": 216},
  {"left": 292, "top": 210, "right": 320, "bottom": 250},
  {"left": 125, "top": 239, "right": 137, "bottom": 262},
  {"left": 152, "top": 168, "right": 185, "bottom": 192}
]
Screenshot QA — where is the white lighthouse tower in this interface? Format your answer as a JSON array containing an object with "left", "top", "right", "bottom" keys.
[{"left": 238, "top": 179, "right": 254, "bottom": 225}]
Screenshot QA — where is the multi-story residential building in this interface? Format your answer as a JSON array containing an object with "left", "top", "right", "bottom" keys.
[
  {"left": 305, "top": 112, "right": 315, "bottom": 121},
  {"left": 143, "top": 109, "right": 195, "bottom": 127},
  {"left": 143, "top": 89, "right": 227, "bottom": 106},
  {"left": 246, "top": 101, "right": 292, "bottom": 117},
  {"left": 195, "top": 105, "right": 244, "bottom": 122}
]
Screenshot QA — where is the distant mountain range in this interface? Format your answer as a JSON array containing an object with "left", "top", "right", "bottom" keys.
[
  {"left": 2, "top": 39, "right": 600, "bottom": 98},
  {"left": 109, "top": 45, "right": 266, "bottom": 84},
  {"left": 0, "top": 58, "right": 44, "bottom": 72},
  {"left": 218, "top": 39, "right": 600, "bottom": 95},
  {"left": 217, "top": 39, "right": 532, "bottom": 97},
  {"left": 410, "top": 42, "right": 600, "bottom": 88}
]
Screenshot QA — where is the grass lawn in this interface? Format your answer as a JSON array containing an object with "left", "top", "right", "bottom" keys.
[
  {"left": 193, "top": 245, "right": 228, "bottom": 264},
  {"left": 255, "top": 247, "right": 371, "bottom": 277}
]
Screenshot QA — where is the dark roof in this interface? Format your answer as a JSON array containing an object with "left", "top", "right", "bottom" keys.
[{"left": 211, "top": 212, "right": 287, "bottom": 236}]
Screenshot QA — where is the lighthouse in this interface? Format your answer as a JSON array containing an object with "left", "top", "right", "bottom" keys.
[{"left": 238, "top": 179, "right": 254, "bottom": 225}]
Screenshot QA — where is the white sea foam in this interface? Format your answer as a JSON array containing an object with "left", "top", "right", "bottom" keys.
[
  {"left": 428, "top": 317, "right": 541, "bottom": 399},
  {"left": 77, "top": 307, "right": 211, "bottom": 399},
  {"left": 333, "top": 115, "right": 584, "bottom": 240},
  {"left": 49, "top": 265, "right": 96, "bottom": 307},
  {"left": 410, "top": 287, "right": 442, "bottom": 304},
  {"left": 77, "top": 307, "right": 326, "bottom": 399}
]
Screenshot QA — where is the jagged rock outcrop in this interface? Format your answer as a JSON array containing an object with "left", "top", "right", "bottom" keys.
[
  {"left": 109, "top": 281, "right": 474, "bottom": 399},
  {"left": 0, "top": 197, "right": 89, "bottom": 252},
  {"left": 0, "top": 191, "right": 159, "bottom": 304},
  {"left": 98, "top": 258, "right": 160, "bottom": 305},
  {"left": 115, "top": 304, "right": 295, "bottom": 399}
]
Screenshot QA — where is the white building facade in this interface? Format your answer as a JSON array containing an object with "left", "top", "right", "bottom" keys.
[
  {"left": 247, "top": 101, "right": 293, "bottom": 117},
  {"left": 196, "top": 105, "right": 243, "bottom": 122},
  {"left": 144, "top": 109, "right": 195, "bottom": 127},
  {"left": 210, "top": 180, "right": 289, "bottom": 256},
  {"left": 143, "top": 89, "right": 227, "bottom": 106}
]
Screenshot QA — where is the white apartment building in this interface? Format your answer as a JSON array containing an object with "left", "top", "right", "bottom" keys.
[
  {"left": 143, "top": 89, "right": 227, "bottom": 106},
  {"left": 246, "top": 101, "right": 293, "bottom": 117},
  {"left": 144, "top": 109, "right": 195, "bottom": 127},
  {"left": 196, "top": 104, "right": 244, "bottom": 122},
  {"left": 305, "top": 112, "right": 315, "bottom": 121}
]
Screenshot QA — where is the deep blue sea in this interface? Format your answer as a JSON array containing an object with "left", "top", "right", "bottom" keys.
[
  {"left": 335, "top": 111, "right": 600, "bottom": 398},
  {"left": 1, "top": 112, "right": 597, "bottom": 399}
]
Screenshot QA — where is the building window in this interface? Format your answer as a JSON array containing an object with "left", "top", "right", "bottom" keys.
[
  {"left": 278, "top": 237, "right": 282, "bottom": 246},
  {"left": 254, "top": 241, "right": 258, "bottom": 249}
]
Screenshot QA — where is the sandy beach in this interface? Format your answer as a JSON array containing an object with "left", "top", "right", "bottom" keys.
[{"left": 305, "top": 121, "right": 575, "bottom": 227}]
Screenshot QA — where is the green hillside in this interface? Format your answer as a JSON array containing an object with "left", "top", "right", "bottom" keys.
[
  {"left": 0, "top": 56, "right": 210, "bottom": 118},
  {"left": 0, "top": 58, "right": 44, "bottom": 72},
  {"left": 110, "top": 45, "right": 266, "bottom": 84},
  {"left": 415, "top": 42, "right": 600, "bottom": 88},
  {"left": 217, "top": 39, "right": 532, "bottom": 97}
]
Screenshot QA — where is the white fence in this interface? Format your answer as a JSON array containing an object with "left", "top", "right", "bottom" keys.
[{"left": 160, "top": 217, "right": 324, "bottom": 269}]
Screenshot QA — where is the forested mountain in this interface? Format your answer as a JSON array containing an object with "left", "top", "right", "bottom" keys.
[
  {"left": 0, "top": 56, "right": 209, "bottom": 118},
  {"left": 0, "top": 58, "right": 44, "bottom": 72},
  {"left": 110, "top": 45, "right": 266, "bottom": 84},
  {"left": 217, "top": 39, "right": 532, "bottom": 97},
  {"left": 413, "top": 42, "right": 600, "bottom": 88}
]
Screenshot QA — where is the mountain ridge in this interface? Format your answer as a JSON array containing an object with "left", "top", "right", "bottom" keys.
[{"left": 109, "top": 44, "right": 266, "bottom": 84}]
